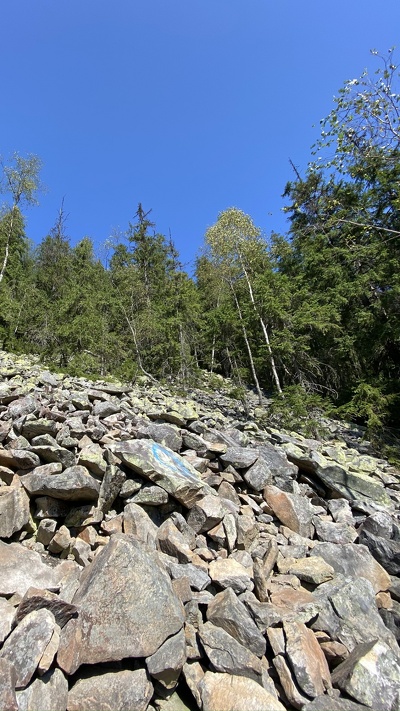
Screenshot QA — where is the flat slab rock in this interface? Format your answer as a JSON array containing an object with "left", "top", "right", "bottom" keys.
[
  {"left": 0, "top": 541, "right": 64, "bottom": 597},
  {"left": 198, "top": 672, "right": 285, "bottom": 711},
  {"left": 68, "top": 668, "right": 153, "bottom": 711},
  {"left": 112, "top": 439, "right": 216, "bottom": 507},
  {"left": 57, "top": 534, "right": 185, "bottom": 674}
]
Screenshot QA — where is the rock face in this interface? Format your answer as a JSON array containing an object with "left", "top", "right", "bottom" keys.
[
  {"left": 1, "top": 349, "right": 400, "bottom": 711},
  {"left": 57, "top": 534, "right": 184, "bottom": 674}
]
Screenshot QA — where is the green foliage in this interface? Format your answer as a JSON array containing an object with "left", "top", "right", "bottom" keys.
[
  {"left": 335, "top": 382, "right": 395, "bottom": 434},
  {"left": 268, "top": 385, "right": 330, "bottom": 438}
]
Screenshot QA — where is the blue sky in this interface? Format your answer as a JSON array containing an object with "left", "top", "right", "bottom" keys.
[{"left": 1, "top": 1, "right": 399, "bottom": 272}]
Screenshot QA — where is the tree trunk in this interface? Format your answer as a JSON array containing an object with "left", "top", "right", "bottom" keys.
[
  {"left": 241, "top": 262, "right": 283, "bottom": 395},
  {"left": 230, "top": 282, "right": 263, "bottom": 405},
  {"left": 0, "top": 206, "right": 15, "bottom": 285}
]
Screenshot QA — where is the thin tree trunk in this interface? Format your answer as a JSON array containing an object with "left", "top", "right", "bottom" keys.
[
  {"left": 0, "top": 206, "right": 15, "bottom": 285},
  {"left": 240, "top": 262, "right": 283, "bottom": 395},
  {"left": 230, "top": 282, "right": 263, "bottom": 405}
]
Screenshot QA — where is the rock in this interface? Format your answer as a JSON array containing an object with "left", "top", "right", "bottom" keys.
[
  {"left": 144, "top": 422, "right": 183, "bottom": 452},
  {"left": 130, "top": 484, "right": 169, "bottom": 505},
  {"left": 0, "top": 487, "right": 30, "bottom": 538},
  {"left": 358, "top": 528, "right": 400, "bottom": 576},
  {"left": 57, "top": 534, "right": 184, "bottom": 674},
  {"left": 123, "top": 502, "right": 158, "bottom": 549},
  {"left": 187, "top": 494, "right": 225, "bottom": 533},
  {"left": 0, "top": 599, "right": 15, "bottom": 644},
  {"left": 0, "top": 609, "right": 56, "bottom": 688},
  {"left": 112, "top": 439, "right": 215, "bottom": 507},
  {"left": 209, "top": 557, "right": 253, "bottom": 594},
  {"left": 314, "top": 460, "right": 393, "bottom": 509},
  {"left": 243, "top": 457, "right": 272, "bottom": 491},
  {"left": 263, "top": 484, "right": 314, "bottom": 537},
  {"left": 198, "top": 672, "right": 285, "bottom": 711},
  {"left": 331, "top": 639, "right": 400, "bottom": 710},
  {"left": 199, "top": 621, "right": 263, "bottom": 682},
  {"left": 207, "top": 587, "right": 266, "bottom": 657},
  {"left": 273, "top": 654, "right": 311, "bottom": 709},
  {"left": 304, "top": 696, "right": 371, "bottom": 710},
  {"left": 283, "top": 620, "right": 332, "bottom": 698},
  {"left": 28, "top": 444, "right": 75, "bottom": 469},
  {"left": 21, "top": 465, "right": 100, "bottom": 501},
  {"left": 279, "top": 556, "right": 335, "bottom": 585},
  {"left": 220, "top": 447, "right": 259, "bottom": 469},
  {"left": 146, "top": 628, "right": 186, "bottom": 689},
  {"left": 157, "top": 518, "right": 193, "bottom": 563},
  {"left": 0, "top": 542, "right": 62, "bottom": 596},
  {"left": 92, "top": 400, "right": 120, "bottom": 418},
  {"left": 311, "top": 542, "right": 391, "bottom": 592},
  {"left": 313, "top": 517, "right": 358, "bottom": 544},
  {"left": 0, "top": 658, "right": 18, "bottom": 711},
  {"left": 67, "top": 668, "right": 153, "bottom": 711},
  {"left": 312, "top": 575, "right": 399, "bottom": 654},
  {"left": 16, "top": 589, "right": 78, "bottom": 628}
]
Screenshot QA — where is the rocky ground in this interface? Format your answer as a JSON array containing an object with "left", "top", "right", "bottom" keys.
[{"left": 0, "top": 350, "right": 400, "bottom": 711}]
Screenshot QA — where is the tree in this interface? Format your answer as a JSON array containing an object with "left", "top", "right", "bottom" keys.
[
  {"left": 0, "top": 153, "right": 42, "bottom": 284},
  {"left": 204, "top": 207, "right": 283, "bottom": 398}
]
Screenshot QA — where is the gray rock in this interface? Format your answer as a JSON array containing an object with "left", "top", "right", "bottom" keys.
[
  {"left": 146, "top": 628, "right": 186, "bottom": 689},
  {"left": 198, "top": 672, "right": 285, "bottom": 711},
  {"left": 0, "top": 598, "right": 15, "bottom": 644},
  {"left": 0, "top": 658, "right": 18, "bottom": 711},
  {"left": 112, "top": 439, "right": 216, "bottom": 507},
  {"left": 92, "top": 400, "right": 120, "bottom": 418},
  {"left": 130, "top": 484, "right": 169, "bottom": 506},
  {"left": 187, "top": 494, "right": 226, "bottom": 533},
  {"left": 21, "top": 465, "right": 100, "bottom": 501},
  {"left": 331, "top": 639, "right": 400, "bottom": 710},
  {"left": 15, "top": 590, "right": 78, "bottom": 628},
  {"left": 207, "top": 587, "right": 266, "bottom": 657},
  {"left": 16, "top": 668, "right": 68, "bottom": 711},
  {"left": 304, "top": 696, "right": 371, "bottom": 711},
  {"left": 0, "top": 609, "right": 56, "bottom": 688},
  {"left": 313, "top": 517, "right": 358, "bottom": 544},
  {"left": 166, "top": 560, "right": 211, "bottom": 592},
  {"left": 243, "top": 457, "right": 272, "bottom": 491},
  {"left": 314, "top": 460, "right": 393, "bottom": 508},
  {"left": 220, "top": 447, "right": 259, "bottom": 469},
  {"left": 8, "top": 396, "right": 38, "bottom": 419},
  {"left": 0, "top": 487, "right": 30, "bottom": 538},
  {"left": 0, "top": 542, "right": 62, "bottom": 596},
  {"left": 123, "top": 502, "right": 158, "bottom": 549},
  {"left": 199, "top": 621, "right": 263, "bottom": 682},
  {"left": 57, "top": 534, "right": 184, "bottom": 674},
  {"left": 312, "top": 575, "right": 399, "bottom": 654},
  {"left": 311, "top": 542, "right": 391, "bottom": 592},
  {"left": 209, "top": 558, "right": 253, "bottom": 594},
  {"left": 358, "top": 528, "right": 400, "bottom": 576},
  {"left": 29, "top": 444, "right": 75, "bottom": 469},
  {"left": 283, "top": 619, "right": 332, "bottom": 698},
  {"left": 145, "top": 422, "right": 183, "bottom": 452},
  {"left": 67, "top": 668, "right": 153, "bottom": 711}
]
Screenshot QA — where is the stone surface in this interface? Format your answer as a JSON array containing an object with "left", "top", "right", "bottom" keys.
[
  {"left": 146, "top": 628, "right": 186, "bottom": 688},
  {"left": 0, "top": 658, "right": 18, "bottom": 711},
  {"left": 207, "top": 587, "right": 266, "bottom": 657},
  {"left": 21, "top": 465, "right": 100, "bottom": 501},
  {"left": 0, "top": 609, "right": 56, "bottom": 688},
  {"left": 263, "top": 485, "right": 314, "bottom": 537},
  {"left": 57, "top": 534, "right": 184, "bottom": 674},
  {"left": 0, "top": 542, "right": 62, "bottom": 596},
  {"left": 208, "top": 557, "right": 253, "bottom": 594},
  {"left": 112, "top": 439, "right": 215, "bottom": 507},
  {"left": 283, "top": 620, "right": 332, "bottom": 698},
  {"left": 331, "top": 639, "right": 400, "bottom": 710},
  {"left": 0, "top": 487, "right": 30, "bottom": 538},
  {"left": 67, "top": 668, "right": 153, "bottom": 711},
  {"left": 198, "top": 672, "right": 285, "bottom": 711},
  {"left": 199, "top": 621, "right": 263, "bottom": 682},
  {"left": 280, "top": 556, "right": 335, "bottom": 585},
  {"left": 311, "top": 541, "right": 391, "bottom": 592}
]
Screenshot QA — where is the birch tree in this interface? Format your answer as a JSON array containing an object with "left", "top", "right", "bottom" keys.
[{"left": 205, "top": 207, "right": 283, "bottom": 396}]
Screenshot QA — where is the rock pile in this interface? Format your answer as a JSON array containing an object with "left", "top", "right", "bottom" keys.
[{"left": 0, "top": 350, "right": 400, "bottom": 711}]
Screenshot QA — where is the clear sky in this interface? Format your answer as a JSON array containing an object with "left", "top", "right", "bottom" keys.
[{"left": 1, "top": 1, "right": 399, "bottom": 272}]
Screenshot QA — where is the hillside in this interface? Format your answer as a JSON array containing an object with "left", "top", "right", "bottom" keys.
[{"left": 0, "top": 349, "right": 400, "bottom": 710}]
